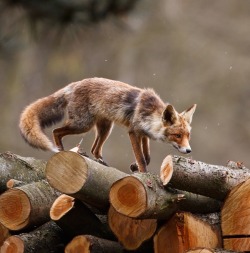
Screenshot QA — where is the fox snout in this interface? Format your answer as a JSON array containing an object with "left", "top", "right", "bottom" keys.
[{"left": 172, "top": 142, "right": 192, "bottom": 154}]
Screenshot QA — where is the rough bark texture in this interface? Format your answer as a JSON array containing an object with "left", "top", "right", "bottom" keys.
[
  {"left": 0, "top": 180, "right": 60, "bottom": 231},
  {"left": 221, "top": 178, "right": 250, "bottom": 251},
  {"left": 0, "top": 152, "right": 46, "bottom": 193},
  {"left": 108, "top": 205, "right": 157, "bottom": 250},
  {"left": 50, "top": 194, "right": 114, "bottom": 240},
  {"left": 46, "top": 151, "right": 127, "bottom": 211},
  {"left": 154, "top": 212, "right": 221, "bottom": 253},
  {"left": 173, "top": 189, "right": 222, "bottom": 214},
  {"left": 110, "top": 173, "right": 183, "bottom": 219},
  {"left": 170, "top": 156, "right": 250, "bottom": 200},
  {"left": 65, "top": 235, "right": 124, "bottom": 253},
  {"left": 0, "top": 221, "right": 65, "bottom": 253}
]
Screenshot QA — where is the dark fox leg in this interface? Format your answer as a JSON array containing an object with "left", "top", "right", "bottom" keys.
[
  {"left": 142, "top": 136, "right": 150, "bottom": 165},
  {"left": 53, "top": 122, "right": 94, "bottom": 151},
  {"left": 129, "top": 131, "right": 147, "bottom": 173},
  {"left": 91, "top": 119, "right": 113, "bottom": 162}
]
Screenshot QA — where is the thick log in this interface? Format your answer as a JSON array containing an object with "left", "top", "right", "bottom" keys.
[
  {"left": 46, "top": 151, "right": 127, "bottom": 211},
  {"left": 221, "top": 178, "right": 250, "bottom": 251},
  {"left": 110, "top": 172, "right": 183, "bottom": 219},
  {"left": 108, "top": 205, "right": 156, "bottom": 250},
  {"left": 0, "top": 180, "right": 60, "bottom": 231},
  {"left": 0, "top": 152, "right": 46, "bottom": 193},
  {"left": 65, "top": 235, "right": 123, "bottom": 253},
  {"left": 0, "top": 221, "right": 65, "bottom": 253},
  {"left": 50, "top": 194, "right": 114, "bottom": 240},
  {"left": 170, "top": 156, "right": 250, "bottom": 200},
  {"left": 153, "top": 212, "right": 221, "bottom": 253}
]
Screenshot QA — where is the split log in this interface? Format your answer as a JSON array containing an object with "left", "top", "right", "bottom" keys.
[
  {"left": 46, "top": 151, "right": 127, "bottom": 211},
  {"left": 170, "top": 155, "right": 250, "bottom": 200},
  {"left": 110, "top": 172, "right": 183, "bottom": 219},
  {"left": 153, "top": 212, "right": 221, "bottom": 253},
  {"left": 0, "top": 221, "right": 65, "bottom": 253},
  {"left": 65, "top": 235, "right": 124, "bottom": 253},
  {"left": 0, "top": 152, "right": 46, "bottom": 193},
  {"left": 50, "top": 194, "right": 114, "bottom": 240},
  {"left": 0, "top": 180, "right": 60, "bottom": 231},
  {"left": 221, "top": 178, "right": 250, "bottom": 251},
  {"left": 108, "top": 205, "right": 156, "bottom": 250}
]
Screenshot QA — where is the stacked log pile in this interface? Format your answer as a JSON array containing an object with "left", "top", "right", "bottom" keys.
[{"left": 0, "top": 150, "right": 249, "bottom": 252}]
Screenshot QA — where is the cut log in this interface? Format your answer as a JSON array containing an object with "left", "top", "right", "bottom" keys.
[
  {"left": 0, "top": 223, "right": 10, "bottom": 247},
  {"left": 0, "top": 152, "right": 46, "bottom": 193},
  {"left": 65, "top": 235, "right": 123, "bottom": 253},
  {"left": 6, "top": 179, "right": 25, "bottom": 189},
  {"left": 153, "top": 212, "right": 221, "bottom": 253},
  {"left": 46, "top": 151, "right": 127, "bottom": 211},
  {"left": 108, "top": 205, "right": 156, "bottom": 250},
  {"left": 0, "top": 180, "right": 60, "bottom": 231},
  {"left": 160, "top": 155, "right": 173, "bottom": 185},
  {"left": 50, "top": 194, "right": 114, "bottom": 240},
  {"left": 0, "top": 221, "right": 65, "bottom": 253},
  {"left": 110, "top": 172, "right": 184, "bottom": 219},
  {"left": 170, "top": 156, "right": 250, "bottom": 200},
  {"left": 221, "top": 178, "right": 250, "bottom": 251}
]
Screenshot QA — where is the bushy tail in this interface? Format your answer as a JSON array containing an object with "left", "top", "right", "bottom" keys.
[{"left": 19, "top": 94, "right": 67, "bottom": 152}]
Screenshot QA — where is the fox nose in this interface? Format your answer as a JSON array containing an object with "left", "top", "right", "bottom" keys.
[{"left": 186, "top": 148, "right": 192, "bottom": 153}]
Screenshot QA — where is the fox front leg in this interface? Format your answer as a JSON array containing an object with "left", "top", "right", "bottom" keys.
[{"left": 128, "top": 131, "right": 147, "bottom": 173}]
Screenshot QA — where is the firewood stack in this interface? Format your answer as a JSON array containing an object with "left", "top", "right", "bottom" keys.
[{"left": 0, "top": 150, "right": 249, "bottom": 252}]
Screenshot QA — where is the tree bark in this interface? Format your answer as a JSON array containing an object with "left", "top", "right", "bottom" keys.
[
  {"left": 108, "top": 205, "right": 156, "bottom": 250},
  {"left": 46, "top": 151, "right": 127, "bottom": 211},
  {"left": 153, "top": 212, "right": 222, "bottom": 253},
  {"left": 0, "top": 221, "right": 65, "bottom": 253},
  {"left": 170, "top": 156, "right": 250, "bottom": 200},
  {"left": 110, "top": 172, "right": 184, "bottom": 219},
  {"left": 65, "top": 235, "right": 124, "bottom": 253},
  {"left": 0, "top": 152, "right": 46, "bottom": 193},
  {"left": 221, "top": 178, "right": 250, "bottom": 251},
  {"left": 0, "top": 180, "right": 60, "bottom": 231},
  {"left": 50, "top": 194, "right": 114, "bottom": 240}
]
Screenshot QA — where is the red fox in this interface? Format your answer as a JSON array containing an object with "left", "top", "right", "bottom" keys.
[{"left": 19, "top": 77, "right": 196, "bottom": 172}]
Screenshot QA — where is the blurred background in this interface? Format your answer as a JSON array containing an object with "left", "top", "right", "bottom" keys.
[{"left": 0, "top": 0, "right": 249, "bottom": 173}]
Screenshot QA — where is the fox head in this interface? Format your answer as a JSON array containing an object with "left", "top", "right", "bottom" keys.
[{"left": 162, "top": 104, "right": 197, "bottom": 154}]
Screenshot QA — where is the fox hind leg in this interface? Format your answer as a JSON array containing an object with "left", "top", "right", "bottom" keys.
[
  {"left": 91, "top": 119, "right": 113, "bottom": 165},
  {"left": 53, "top": 120, "right": 94, "bottom": 151}
]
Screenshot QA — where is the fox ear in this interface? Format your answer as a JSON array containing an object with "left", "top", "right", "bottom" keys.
[
  {"left": 162, "top": 104, "right": 178, "bottom": 125},
  {"left": 181, "top": 104, "right": 197, "bottom": 124}
]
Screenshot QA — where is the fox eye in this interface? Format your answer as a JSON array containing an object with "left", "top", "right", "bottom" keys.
[{"left": 174, "top": 134, "right": 182, "bottom": 139}]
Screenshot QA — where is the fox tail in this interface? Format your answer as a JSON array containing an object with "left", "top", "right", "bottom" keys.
[{"left": 19, "top": 94, "right": 67, "bottom": 152}]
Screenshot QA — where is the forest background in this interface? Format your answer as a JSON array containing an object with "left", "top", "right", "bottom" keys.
[{"left": 1, "top": 0, "right": 249, "bottom": 173}]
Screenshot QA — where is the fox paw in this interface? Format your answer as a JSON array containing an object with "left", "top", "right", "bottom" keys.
[{"left": 95, "top": 158, "right": 109, "bottom": 167}]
